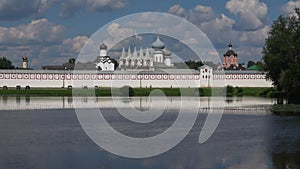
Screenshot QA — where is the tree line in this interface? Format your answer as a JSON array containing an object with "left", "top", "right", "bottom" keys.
[{"left": 263, "top": 8, "right": 300, "bottom": 104}]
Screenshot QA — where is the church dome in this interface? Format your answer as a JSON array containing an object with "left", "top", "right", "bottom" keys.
[
  {"left": 152, "top": 36, "right": 165, "bottom": 49},
  {"left": 224, "top": 43, "right": 237, "bottom": 57},
  {"left": 100, "top": 43, "right": 107, "bottom": 50},
  {"left": 163, "top": 49, "right": 172, "bottom": 56}
]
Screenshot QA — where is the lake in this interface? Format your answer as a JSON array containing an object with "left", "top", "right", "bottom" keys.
[{"left": 0, "top": 96, "right": 299, "bottom": 169}]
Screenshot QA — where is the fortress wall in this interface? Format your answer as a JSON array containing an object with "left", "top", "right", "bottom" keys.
[{"left": 0, "top": 71, "right": 272, "bottom": 89}]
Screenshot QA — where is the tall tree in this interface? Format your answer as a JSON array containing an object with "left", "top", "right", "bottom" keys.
[
  {"left": 263, "top": 8, "right": 300, "bottom": 103},
  {"left": 0, "top": 57, "right": 15, "bottom": 69}
]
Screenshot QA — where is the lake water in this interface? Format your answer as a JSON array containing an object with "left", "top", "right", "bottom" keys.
[{"left": 0, "top": 96, "right": 299, "bottom": 169}]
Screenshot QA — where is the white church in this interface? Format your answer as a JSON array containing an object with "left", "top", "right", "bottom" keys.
[
  {"left": 95, "top": 43, "right": 115, "bottom": 71},
  {"left": 119, "top": 36, "right": 173, "bottom": 70},
  {"left": 95, "top": 36, "right": 173, "bottom": 71}
]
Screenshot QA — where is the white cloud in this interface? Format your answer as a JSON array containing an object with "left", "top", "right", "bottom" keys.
[
  {"left": 200, "top": 14, "right": 237, "bottom": 47},
  {"left": 0, "top": 19, "right": 90, "bottom": 68},
  {"left": 239, "top": 26, "right": 269, "bottom": 47},
  {"left": 0, "top": 18, "right": 65, "bottom": 45},
  {"left": 60, "top": 0, "right": 126, "bottom": 18},
  {"left": 281, "top": 0, "right": 300, "bottom": 16},
  {"left": 168, "top": 4, "right": 215, "bottom": 26},
  {"left": 0, "top": 0, "right": 51, "bottom": 20},
  {"left": 168, "top": 4, "right": 186, "bottom": 18},
  {"left": 226, "top": 0, "right": 268, "bottom": 31},
  {"left": 60, "top": 36, "right": 89, "bottom": 55}
]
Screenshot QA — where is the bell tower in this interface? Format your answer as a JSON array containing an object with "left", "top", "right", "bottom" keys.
[{"left": 22, "top": 54, "right": 28, "bottom": 69}]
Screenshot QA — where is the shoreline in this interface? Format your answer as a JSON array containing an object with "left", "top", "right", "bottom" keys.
[{"left": 0, "top": 87, "right": 274, "bottom": 97}]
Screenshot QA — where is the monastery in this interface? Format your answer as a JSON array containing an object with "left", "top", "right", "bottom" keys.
[{"left": 0, "top": 37, "right": 273, "bottom": 89}]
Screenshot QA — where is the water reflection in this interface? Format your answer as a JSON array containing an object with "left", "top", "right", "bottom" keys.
[
  {"left": 270, "top": 116, "right": 300, "bottom": 168},
  {"left": 0, "top": 108, "right": 299, "bottom": 169},
  {"left": 0, "top": 96, "right": 275, "bottom": 114}
]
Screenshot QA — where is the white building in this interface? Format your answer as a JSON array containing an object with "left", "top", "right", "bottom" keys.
[{"left": 95, "top": 43, "right": 115, "bottom": 71}]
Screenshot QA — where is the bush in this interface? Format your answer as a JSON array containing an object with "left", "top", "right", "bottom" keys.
[
  {"left": 226, "top": 85, "right": 234, "bottom": 94},
  {"left": 198, "top": 88, "right": 205, "bottom": 96},
  {"left": 236, "top": 86, "right": 243, "bottom": 94}
]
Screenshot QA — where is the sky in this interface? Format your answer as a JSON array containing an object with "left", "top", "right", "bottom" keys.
[{"left": 0, "top": 0, "right": 299, "bottom": 69}]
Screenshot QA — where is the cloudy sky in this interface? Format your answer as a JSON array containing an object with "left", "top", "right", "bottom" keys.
[{"left": 0, "top": 0, "right": 299, "bottom": 68}]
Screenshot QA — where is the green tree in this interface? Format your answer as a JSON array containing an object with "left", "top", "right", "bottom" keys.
[
  {"left": 262, "top": 8, "right": 300, "bottom": 103},
  {"left": 256, "top": 61, "right": 265, "bottom": 70},
  {"left": 247, "top": 60, "right": 255, "bottom": 68},
  {"left": 68, "top": 58, "right": 76, "bottom": 64},
  {"left": 0, "top": 57, "right": 15, "bottom": 69}
]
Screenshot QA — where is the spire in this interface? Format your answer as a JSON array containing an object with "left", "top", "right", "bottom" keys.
[
  {"left": 133, "top": 47, "right": 137, "bottom": 58},
  {"left": 127, "top": 46, "right": 131, "bottom": 57},
  {"left": 228, "top": 42, "right": 232, "bottom": 50},
  {"left": 145, "top": 48, "right": 150, "bottom": 58},
  {"left": 121, "top": 47, "right": 125, "bottom": 58}
]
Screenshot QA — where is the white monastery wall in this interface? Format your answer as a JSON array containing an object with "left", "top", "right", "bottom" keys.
[{"left": 0, "top": 70, "right": 273, "bottom": 89}]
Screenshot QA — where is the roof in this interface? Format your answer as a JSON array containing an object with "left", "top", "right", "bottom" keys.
[
  {"left": 100, "top": 43, "right": 107, "bottom": 50},
  {"left": 199, "top": 65, "right": 212, "bottom": 69},
  {"left": 224, "top": 49, "right": 237, "bottom": 57},
  {"left": 247, "top": 65, "right": 263, "bottom": 70}
]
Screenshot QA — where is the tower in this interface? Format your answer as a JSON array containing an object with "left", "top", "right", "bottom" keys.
[
  {"left": 22, "top": 54, "right": 28, "bottom": 69},
  {"left": 99, "top": 43, "right": 108, "bottom": 57}
]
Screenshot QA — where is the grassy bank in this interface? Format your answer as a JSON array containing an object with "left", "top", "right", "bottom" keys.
[
  {"left": 0, "top": 86, "right": 275, "bottom": 97},
  {"left": 271, "top": 104, "right": 300, "bottom": 116}
]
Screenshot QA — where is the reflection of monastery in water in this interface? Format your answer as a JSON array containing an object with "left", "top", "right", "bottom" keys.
[
  {"left": 0, "top": 37, "right": 272, "bottom": 88},
  {"left": 0, "top": 96, "right": 274, "bottom": 115}
]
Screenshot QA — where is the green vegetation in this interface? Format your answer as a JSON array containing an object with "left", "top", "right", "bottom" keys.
[
  {"left": 68, "top": 58, "right": 76, "bottom": 64},
  {"left": 263, "top": 8, "right": 300, "bottom": 104},
  {"left": 0, "top": 86, "right": 276, "bottom": 97},
  {"left": 0, "top": 57, "right": 15, "bottom": 69}
]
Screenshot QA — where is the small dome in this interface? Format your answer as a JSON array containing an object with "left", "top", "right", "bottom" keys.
[
  {"left": 163, "top": 49, "right": 172, "bottom": 56},
  {"left": 152, "top": 36, "right": 165, "bottom": 49},
  {"left": 100, "top": 43, "right": 107, "bottom": 50}
]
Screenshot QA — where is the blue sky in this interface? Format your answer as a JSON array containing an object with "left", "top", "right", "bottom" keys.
[{"left": 0, "top": 0, "right": 299, "bottom": 68}]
